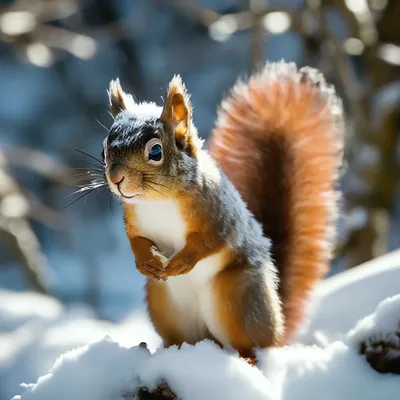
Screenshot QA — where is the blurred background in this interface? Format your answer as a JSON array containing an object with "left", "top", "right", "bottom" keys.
[
  {"left": 0, "top": 0, "right": 399, "bottom": 329},
  {"left": 1, "top": 0, "right": 400, "bottom": 398}
]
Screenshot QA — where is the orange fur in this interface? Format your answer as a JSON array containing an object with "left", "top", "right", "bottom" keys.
[
  {"left": 162, "top": 194, "right": 225, "bottom": 276},
  {"left": 209, "top": 63, "right": 344, "bottom": 343},
  {"left": 146, "top": 280, "right": 189, "bottom": 346},
  {"left": 213, "top": 264, "right": 282, "bottom": 358},
  {"left": 124, "top": 206, "right": 169, "bottom": 280}
]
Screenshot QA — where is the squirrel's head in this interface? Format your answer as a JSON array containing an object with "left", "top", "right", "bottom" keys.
[{"left": 104, "top": 76, "right": 203, "bottom": 203}]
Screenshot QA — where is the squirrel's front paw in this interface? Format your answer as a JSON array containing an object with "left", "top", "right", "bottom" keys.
[
  {"left": 136, "top": 261, "right": 163, "bottom": 280},
  {"left": 136, "top": 248, "right": 169, "bottom": 281},
  {"left": 164, "top": 256, "right": 196, "bottom": 277}
]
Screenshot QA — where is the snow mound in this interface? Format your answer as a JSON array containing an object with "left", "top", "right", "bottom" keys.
[
  {"left": 0, "top": 291, "right": 160, "bottom": 400},
  {"left": 12, "top": 339, "right": 148, "bottom": 400},
  {"left": 301, "top": 249, "right": 400, "bottom": 340},
  {"left": 348, "top": 294, "right": 400, "bottom": 345},
  {"left": 139, "top": 341, "right": 274, "bottom": 400},
  {"left": 11, "top": 295, "right": 400, "bottom": 400},
  {"left": 258, "top": 295, "right": 400, "bottom": 400}
]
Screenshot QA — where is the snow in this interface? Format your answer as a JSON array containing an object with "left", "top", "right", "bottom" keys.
[
  {"left": 298, "top": 249, "right": 400, "bottom": 342},
  {"left": 12, "top": 340, "right": 149, "bottom": 400},
  {"left": 10, "top": 338, "right": 275, "bottom": 400},
  {"left": 259, "top": 342, "right": 399, "bottom": 400},
  {"left": 0, "top": 296, "right": 160, "bottom": 400},
  {"left": 258, "top": 294, "right": 400, "bottom": 400},
  {"left": 2, "top": 251, "right": 400, "bottom": 400},
  {"left": 9, "top": 295, "right": 400, "bottom": 400},
  {"left": 347, "top": 295, "right": 400, "bottom": 346},
  {"left": 140, "top": 341, "right": 274, "bottom": 400}
]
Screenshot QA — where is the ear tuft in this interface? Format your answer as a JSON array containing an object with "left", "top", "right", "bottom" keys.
[
  {"left": 108, "top": 78, "right": 131, "bottom": 117},
  {"left": 161, "top": 75, "right": 192, "bottom": 142}
]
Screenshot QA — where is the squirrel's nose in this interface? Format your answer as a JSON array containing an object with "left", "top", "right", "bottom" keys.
[{"left": 109, "top": 163, "right": 125, "bottom": 185}]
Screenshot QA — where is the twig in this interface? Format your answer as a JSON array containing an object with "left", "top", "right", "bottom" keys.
[
  {"left": 1, "top": 144, "right": 74, "bottom": 185},
  {"left": 312, "top": 1, "right": 369, "bottom": 139},
  {"left": 0, "top": 151, "right": 55, "bottom": 295},
  {"left": 247, "top": 0, "right": 265, "bottom": 74},
  {"left": 0, "top": 216, "right": 54, "bottom": 294}
]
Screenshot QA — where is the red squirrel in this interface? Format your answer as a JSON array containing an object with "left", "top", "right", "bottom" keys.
[{"left": 103, "top": 61, "right": 344, "bottom": 358}]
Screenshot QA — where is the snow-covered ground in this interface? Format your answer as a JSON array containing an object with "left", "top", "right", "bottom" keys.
[
  {"left": 0, "top": 292, "right": 160, "bottom": 400},
  {"left": 1, "top": 250, "right": 400, "bottom": 400},
  {"left": 301, "top": 249, "right": 400, "bottom": 341}
]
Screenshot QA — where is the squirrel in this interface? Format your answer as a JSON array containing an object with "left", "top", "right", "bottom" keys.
[{"left": 103, "top": 61, "right": 344, "bottom": 358}]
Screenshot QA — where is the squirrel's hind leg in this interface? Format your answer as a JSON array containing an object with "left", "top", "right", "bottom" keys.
[
  {"left": 209, "top": 264, "right": 284, "bottom": 357},
  {"left": 146, "top": 278, "right": 218, "bottom": 348},
  {"left": 146, "top": 279, "right": 189, "bottom": 347}
]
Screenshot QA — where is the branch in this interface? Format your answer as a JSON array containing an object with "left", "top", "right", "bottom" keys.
[
  {"left": 0, "top": 151, "right": 55, "bottom": 295},
  {"left": 0, "top": 216, "right": 54, "bottom": 294},
  {"left": 312, "top": 1, "right": 370, "bottom": 139},
  {"left": 1, "top": 144, "right": 74, "bottom": 185},
  {"left": 247, "top": 0, "right": 265, "bottom": 74}
]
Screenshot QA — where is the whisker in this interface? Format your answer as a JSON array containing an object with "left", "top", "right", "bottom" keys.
[
  {"left": 64, "top": 188, "right": 97, "bottom": 209},
  {"left": 67, "top": 183, "right": 105, "bottom": 197},
  {"left": 109, "top": 193, "right": 114, "bottom": 211},
  {"left": 75, "top": 181, "right": 106, "bottom": 189},
  {"left": 71, "top": 159, "right": 105, "bottom": 172},
  {"left": 75, "top": 148, "right": 105, "bottom": 166},
  {"left": 73, "top": 179, "right": 99, "bottom": 185},
  {"left": 144, "top": 173, "right": 174, "bottom": 178},
  {"left": 145, "top": 179, "right": 171, "bottom": 191},
  {"left": 73, "top": 170, "right": 105, "bottom": 177},
  {"left": 73, "top": 171, "right": 105, "bottom": 178},
  {"left": 73, "top": 177, "right": 105, "bottom": 184},
  {"left": 95, "top": 118, "right": 110, "bottom": 132},
  {"left": 72, "top": 167, "right": 105, "bottom": 173},
  {"left": 77, "top": 160, "right": 105, "bottom": 170},
  {"left": 144, "top": 183, "right": 165, "bottom": 198},
  {"left": 73, "top": 179, "right": 105, "bottom": 186}
]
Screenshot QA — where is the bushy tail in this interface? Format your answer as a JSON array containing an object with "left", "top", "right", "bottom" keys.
[{"left": 209, "top": 61, "right": 344, "bottom": 343}]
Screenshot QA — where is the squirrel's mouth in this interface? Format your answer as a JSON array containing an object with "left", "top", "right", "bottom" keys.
[
  {"left": 117, "top": 185, "right": 139, "bottom": 200},
  {"left": 105, "top": 170, "right": 143, "bottom": 202},
  {"left": 114, "top": 181, "right": 141, "bottom": 200}
]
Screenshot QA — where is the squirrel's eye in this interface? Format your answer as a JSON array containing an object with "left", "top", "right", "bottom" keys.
[{"left": 148, "top": 144, "right": 162, "bottom": 162}]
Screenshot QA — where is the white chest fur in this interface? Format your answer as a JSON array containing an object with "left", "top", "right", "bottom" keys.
[
  {"left": 132, "top": 199, "right": 229, "bottom": 346},
  {"left": 134, "top": 199, "right": 186, "bottom": 258}
]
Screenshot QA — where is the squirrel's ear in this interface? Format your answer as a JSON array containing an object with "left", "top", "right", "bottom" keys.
[
  {"left": 108, "top": 78, "right": 133, "bottom": 117},
  {"left": 161, "top": 75, "right": 193, "bottom": 143}
]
